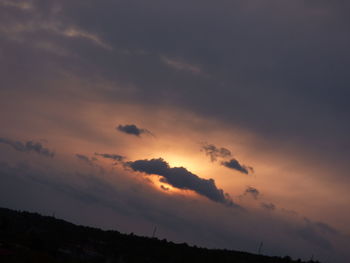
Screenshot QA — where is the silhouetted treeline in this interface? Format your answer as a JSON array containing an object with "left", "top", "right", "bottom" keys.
[{"left": 0, "top": 207, "right": 320, "bottom": 263}]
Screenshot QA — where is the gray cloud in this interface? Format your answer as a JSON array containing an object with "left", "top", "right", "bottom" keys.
[
  {"left": 261, "top": 202, "right": 276, "bottom": 211},
  {"left": 126, "top": 158, "right": 238, "bottom": 207},
  {"left": 201, "top": 144, "right": 254, "bottom": 174},
  {"left": 75, "top": 154, "right": 95, "bottom": 166},
  {"left": 0, "top": 138, "right": 54, "bottom": 157},
  {"left": 304, "top": 218, "right": 339, "bottom": 236},
  {"left": 315, "top": 222, "right": 338, "bottom": 235},
  {"left": 201, "top": 143, "right": 231, "bottom": 162},
  {"left": 221, "top": 159, "right": 252, "bottom": 175},
  {"left": 94, "top": 152, "right": 125, "bottom": 162},
  {"left": 161, "top": 56, "right": 202, "bottom": 75},
  {"left": 296, "top": 219, "right": 336, "bottom": 251},
  {"left": 116, "top": 124, "right": 150, "bottom": 137},
  {"left": 244, "top": 186, "right": 260, "bottom": 200}
]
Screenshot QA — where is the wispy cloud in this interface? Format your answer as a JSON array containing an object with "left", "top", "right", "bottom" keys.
[
  {"left": 201, "top": 143, "right": 231, "bottom": 162},
  {"left": 0, "top": 138, "right": 54, "bottom": 157},
  {"left": 244, "top": 186, "right": 260, "bottom": 200},
  {"left": 201, "top": 143, "right": 253, "bottom": 175},
  {"left": 261, "top": 202, "right": 276, "bottom": 211},
  {"left": 0, "top": 3, "right": 112, "bottom": 53},
  {"left": 0, "top": 0, "right": 33, "bottom": 10},
  {"left": 94, "top": 153, "right": 125, "bottom": 163},
  {"left": 75, "top": 154, "right": 96, "bottom": 166},
  {"left": 62, "top": 28, "right": 112, "bottom": 50},
  {"left": 161, "top": 56, "right": 202, "bottom": 75}
]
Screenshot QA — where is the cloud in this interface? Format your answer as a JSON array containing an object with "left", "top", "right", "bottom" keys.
[
  {"left": 116, "top": 124, "right": 151, "bottom": 137},
  {"left": 221, "top": 159, "right": 252, "bottom": 175},
  {"left": 125, "top": 158, "right": 238, "bottom": 207},
  {"left": 160, "top": 185, "right": 170, "bottom": 191},
  {"left": 0, "top": 138, "right": 54, "bottom": 157},
  {"left": 1, "top": 1, "right": 350, "bottom": 261},
  {"left": 304, "top": 218, "right": 339, "bottom": 235},
  {"left": 94, "top": 153, "right": 125, "bottom": 162},
  {"left": 0, "top": 0, "right": 33, "bottom": 10},
  {"left": 161, "top": 56, "right": 202, "bottom": 75},
  {"left": 0, "top": 0, "right": 111, "bottom": 52},
  {"left": 201, "top": 143, "right": 231, "bottom": 162},
  {"left": 296, "top": 219, "right": 335, "bottom": 250},
  {"left": 201, "top": 143, "right": 254, "bottom": 175},
  {"left": 0, "top": 158, "right": 347, "bottom": 263},
  {"left": 261, "top": 202, "right": 276, "bottom": 211},
  {"left": 75, "top": 154, "right": 95, "bottom": 166},
  {"left": 62, "top": 28, "right": 112, "bottom": 50},
  {"left": 315, "top": 222, "right": 338, "bottom": 235},
  {"left": 2, "top": 0, "right": 350, "bottom": 179},
  {"left": 244, "top": 186, "right": 260, "bottom": 200}
]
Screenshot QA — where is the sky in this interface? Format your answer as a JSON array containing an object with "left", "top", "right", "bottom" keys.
[{"left": 1, "top": 0, "right": 350, "bottom": 262}]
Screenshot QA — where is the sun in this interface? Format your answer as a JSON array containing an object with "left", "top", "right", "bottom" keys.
[{"left": 153, "top": 152, "right": 206, "bottom": 174}]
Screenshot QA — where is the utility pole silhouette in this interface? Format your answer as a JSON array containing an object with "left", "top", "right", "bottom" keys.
[
  {"left": 258, "top": 242, "right": 263, "bottom": 255},
  {"left": 152, "top": 226, "right": 157, "bottom": 238}
]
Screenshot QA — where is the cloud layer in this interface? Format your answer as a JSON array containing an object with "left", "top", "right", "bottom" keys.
[{"left": 1, "top": 1, "right": 350, "bottom": 262}]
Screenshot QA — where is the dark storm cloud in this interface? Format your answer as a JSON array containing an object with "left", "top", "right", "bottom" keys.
[
  {"left": 244, "top": 186, "right": 260, "bottom": 200},
  {"left": 94, "top": 153, "right": 125, "bottom": 162},
  {"left": 221, "top": 159, "right": 252, "bottom": 175},
  {"left": 126, "top": 158, "right": 237, "bottom": 207},
  {"left": 116, "top": 124, "right": 150, "bottom": 137},
  {"left": 201, "top": 143, "right": 231, "bottom": 162},
  {"left": 0, "top": 138, "right": 54, "bottom": 157}
]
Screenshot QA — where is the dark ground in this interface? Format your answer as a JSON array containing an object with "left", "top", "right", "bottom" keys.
[{"left": 0, "top": 207, "right": 319, "bottom": 263}]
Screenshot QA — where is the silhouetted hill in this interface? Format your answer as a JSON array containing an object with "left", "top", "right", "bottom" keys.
[{"left": 0, "top": 207, "right": 319, "bottom": 263}]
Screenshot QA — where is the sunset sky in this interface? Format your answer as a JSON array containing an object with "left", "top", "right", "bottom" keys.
[{"left": 1, "top": 1, "right": 350, "bottom": 262}]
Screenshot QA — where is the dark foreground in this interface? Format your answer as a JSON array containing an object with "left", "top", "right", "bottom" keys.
[{"left": 0, "top": 207, "right": 319, "bottom": 263}]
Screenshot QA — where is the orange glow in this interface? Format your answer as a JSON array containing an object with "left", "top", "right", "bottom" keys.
[
  {"left": 146, "top": 174, "right": 196, "bottom": 197},
  {"left": 3, "top": 93, "right": 350, "bottom": 233},
  {"left": 153, "top": 153, "right": 203, "bottom": 173}
]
